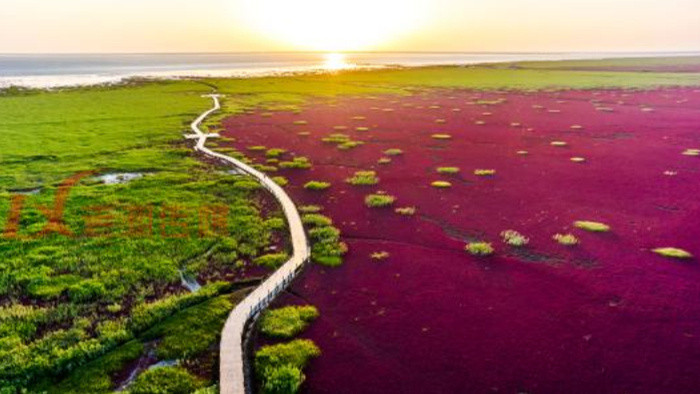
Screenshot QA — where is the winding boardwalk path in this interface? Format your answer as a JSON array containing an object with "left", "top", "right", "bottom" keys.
[{"left": 187, "top": 94, "right": 311, "bottom": 394}]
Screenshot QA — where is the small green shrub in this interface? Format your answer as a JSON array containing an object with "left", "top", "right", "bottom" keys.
[
  {"left": 261, "top": 365, "right": 304, "bottom": 394},
  {"left": 302, "top": 214, "right": 333, "bottom": 227},
  {"left": 255, "top": 339, "right": 320, "bottom": 379},
  {"left": 436, "top": 167, "right": 460, "bottom": 174},
  {"left": 554, "top": 233, "right": 579, "bottom": 246},
  {"left": 321, "top": 133, "right": 350, "bottom": 143},
  {"left": 377, "top": 157, "right": 392, "bottom": 164},
  {"left": 304, "top": 181, "right": 331, "bottom": 190},
  {"left": 338, "top": 141, "right": 364, "bottom": 150},
  {"left": 365, "top": 194, "right": 396, "bottom": 208},
  {"left": 500, "top": 230, "right": 529, "bottom": 247},
  {"left": 474, "top": 169, "right": 496, "bottom": 176},
  {"left": 431, "top": 181, "right": 452, "bottom": 188},
  {"left": 431, "top": 134, "right": 452, "bottom": 140},
  {"left": 279, "top": 157, "right": 312, "bottom": 169},
  {"left": 652, "top": 247, "right": 693, "bottom": 259},
  {"left": 299, "top": 205, "right": 322, "bottom": 213},
  {"left": 248, "top": 146, "right": 267, "bottom": 151},
  {"left": 266, "top": 148, "right": 287, "bottom": 158},
  {"left": 254, "top": 253, "right": 290, "bottom": 269},
  {"left": 130, "top": 366, "right": 204, "bottom": 394},
  {"left": 383, "top": 148, "right": 403, "bottom": 156},
  {"left": 574, "top": 221, "right": 610, "bottom": 232},
  {"left": 346, "top": 171, "right": 379, "bottom": 186},
  {"left": 259, "top": 305, "right": 319, "bottom": 338},
  {"left": 465, "top": 242, "right": 494, "bottom": 256},
  {"left": 271, "top": 176, "right": 288, "bottom": 186}
]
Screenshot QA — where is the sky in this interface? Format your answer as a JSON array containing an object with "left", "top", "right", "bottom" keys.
[{"left": 1, "top": 0, "right": 699, "bottom": 53}]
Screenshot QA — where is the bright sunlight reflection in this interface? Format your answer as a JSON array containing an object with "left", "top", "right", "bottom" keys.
[
  {"left": 240, "top": 0, "right": 430, "bottom": 51},
  {"left": 322, "top": 53, "right": 351, "bottom": 70}
]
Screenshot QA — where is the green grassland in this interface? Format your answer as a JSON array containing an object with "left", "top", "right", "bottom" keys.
[
  {"left": 513, "top": 55, "right": 700, "bottom": 70},
  {"left": 1, "top": 58, "right": 699, "bottom": 392}
]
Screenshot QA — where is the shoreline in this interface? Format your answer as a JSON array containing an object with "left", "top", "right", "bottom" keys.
[{"left": 4, "top": 52, "right": 700, "bottom": 89}]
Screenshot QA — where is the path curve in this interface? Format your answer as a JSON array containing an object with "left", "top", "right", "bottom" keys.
[{"left": 187, "top": 94, "right": 311, "bottom": 394}]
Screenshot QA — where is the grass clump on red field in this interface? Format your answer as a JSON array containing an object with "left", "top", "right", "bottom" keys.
[
  {"left": 500, "top": 230, "right": 529, "bottom": 247},
  {"left": 474, "top": 169, "right": 496, "bottom": 176},
  {"left": 266, "top": 148, "right": 287, "bottom": 158},
  {"left": 465, "top": 242, "right": 495, "bottom": 256},
  {"left": 305, "top": 210, "right": 347, "bottom": 267},
  {"left": 370, "top": 251, "right": 390, "bottom": 260},
  {"left": 431, "top": 181, "right": 452, "bottom": 188},
  {"left": 259, "top": 305, "right": 320, "bottom": 339},
  {"left": 554, "top": 233, "right": 579, "bottom": 245},
  {"left": 652, "top": 247, "right": 693, "bottom": 259},
  {"left": 301, "top": 213, "right": 333, "bottom": 227},
  {"left": 346, "top": 171, "right": 379, "bottom": 186},
  {"left": 279, "top": 156, "right": 312, "bottom": 169},
  {"left": 574, "top": 220, "right": 610, "bottom": 232},
  {"left": 304, "top": 181, "right": 331, "bottom": 190},
  {"left": 365, "top": 193, "right": 396, "bottom": 208},
  {"left": 299, "top": 205, "right": 323, "bottom": 213},
  {"left": 383, "top": 148, "right": 404, "bottom": 156},
  {"left": 436, "top": 167, "right": 460, "bottom": 174},
  {"left": 255, "top": 339, "right": 320, "bottom": 394},
  {"left": 395, "top": 206, "right": 416, "bottom": 216}
]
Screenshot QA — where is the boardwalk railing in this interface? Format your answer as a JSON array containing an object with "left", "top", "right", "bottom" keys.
[{"left": 186, "top": 94, "right": 311, "bottom": 394}]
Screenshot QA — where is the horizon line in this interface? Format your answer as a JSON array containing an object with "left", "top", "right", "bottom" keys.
[{"left": 2, "top": 50, "right": 700, "bottom": 56}]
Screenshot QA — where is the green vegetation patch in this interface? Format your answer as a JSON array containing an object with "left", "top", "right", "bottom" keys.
[
  {"left": 436, "top": 167, "right": 460, "bottom": 174},
  {"left": 500, "top": 230, "right": 529, "bottom": 247},
  {"left": 465, "top": 242, "right": 495, "bottom": 256},
  {"left": 303, "top": 181, "right": 331, "bottom": 191},
  {"left": 346, "top": 171, "right": 379, "bottom": 186},
  {"left": 554, "top": 233, "right": 579, "bottom": 246},
  {"left": 129, "top": 366, "right": 205, "bottom": 394},
  {"left": 574, "top": 220, "right": 611, "bottom": 232},
  {"left": 255, "top": 339, "right": 321, "bottom": 394},
  {"left": 431, "top": 181, "right": 452, "bottom": 188},
  {"left": 259, "top": 305, "right": 319, "bottom": 339},
  {"left": 652, "top": 247, "right": 693, "bottom": 259},
  {"left": 365, "top": 194, "right": 396, "bottom": 208},
  {"left": 142, "top": 294, "right": 238, "bottom": 360}
]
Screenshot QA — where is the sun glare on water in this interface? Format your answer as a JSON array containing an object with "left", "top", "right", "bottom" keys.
[
  {"left": 239, "top": 0, "right": 430, "bottom": 51},
  {"left": 322, "top": 53, "right": 350, "bottom": 70}
]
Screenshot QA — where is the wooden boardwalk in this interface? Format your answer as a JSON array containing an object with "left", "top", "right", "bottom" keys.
[{"left": 187, "top": 94, "right": 311, "bottom": 394}]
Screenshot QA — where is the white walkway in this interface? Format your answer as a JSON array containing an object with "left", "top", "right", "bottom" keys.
[{"left": 187, "top": 94, "right": 311, "bottom": 394}]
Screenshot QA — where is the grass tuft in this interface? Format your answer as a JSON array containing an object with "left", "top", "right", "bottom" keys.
[
  {"left": 346, "top": 171, "right": 379, "bottom": 186},
  {"left": 474, "top": 169, "right": 496, "bottom": 176},
  {"left": 574, "top": 220, "right": 610, "bottom": 232},
  {"left": 431, "top": 181, "right": 452, "bottom": 188},
  {"left": 465, "top": 242, "right": 494, "bottom": 256},
  {"left": 500, "top": 230, "right": 529, "bottom": 247},
  {"left": 436, "top": 167, "right": 460, "bottom": 174},
  {"left": 554, "top": 233, "right": 579, "bottom": 245},
  {"left": 304, "top": 181, "right": 331, "bottom": 191},
  {"left": 365, "top": 194, "right": 396, "bottom": 208},
  {"left": 652, "top": 247, "right": 693, "bottom": 259}
]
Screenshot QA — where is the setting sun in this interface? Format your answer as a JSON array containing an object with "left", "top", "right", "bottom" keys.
[{"left": 239, "top": 0, "right": 430, "bottom": 51}]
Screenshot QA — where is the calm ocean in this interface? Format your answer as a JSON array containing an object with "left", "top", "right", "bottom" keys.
[{"left": 0, "top": 52, "right": 696, "bottom": 88}]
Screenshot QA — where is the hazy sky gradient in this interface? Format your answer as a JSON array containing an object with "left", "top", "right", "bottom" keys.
[{"left": 1, "top": 0, "right": 699, "bottom": 53}]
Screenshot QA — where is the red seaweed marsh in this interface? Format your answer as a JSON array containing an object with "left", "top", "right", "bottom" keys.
[{"left": 222, "top": 87, "right": 700, "bottom": 393}]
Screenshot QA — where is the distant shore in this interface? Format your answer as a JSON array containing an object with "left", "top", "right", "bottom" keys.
[{"left": 3, "top": 51, "right": 700, "bottom": 89}]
